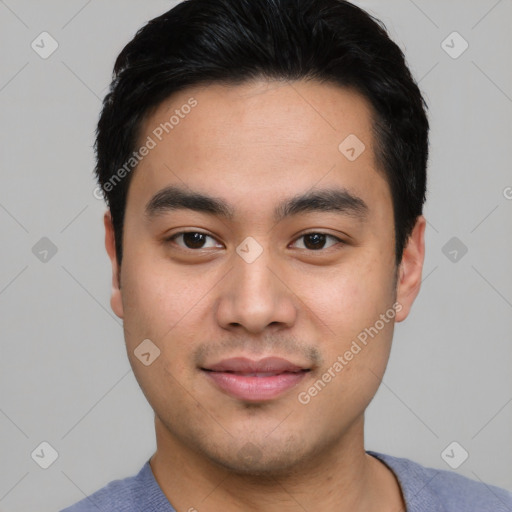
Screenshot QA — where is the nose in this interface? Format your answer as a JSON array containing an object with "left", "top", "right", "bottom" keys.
[{"left": 215, "top": 245, "right": 298, "bottom": 334}]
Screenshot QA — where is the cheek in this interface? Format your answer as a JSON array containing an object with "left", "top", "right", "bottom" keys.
[
  {"left": 119, "top": 251, "right": 217, "bottom": 390},
  {"left": 296, "top": 252, "right": 397, "bottom": 395},
  {"left": 121, "top": 269, "right": 169, "bottom": 340},
  {"left": 298, "top": 254, "right": 395, "bottom": 340},
  {"left": 120, "top": 248, "right": 202, "bottom": 339},
  {"left": 294, "top": 261, "right": 396, "bottom": 422},
  {"left": 119, "top": 256, "right": 201, "bottom": 405}
]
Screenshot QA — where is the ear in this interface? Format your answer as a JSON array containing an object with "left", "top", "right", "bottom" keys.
[
  {"left": 395, "top": 215, "right": 426, "bottom": 322},
  {"left": 104, "top": 210, "right": 124, "bottom": 319}
]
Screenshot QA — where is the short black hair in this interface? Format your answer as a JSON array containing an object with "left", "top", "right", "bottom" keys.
[{"left": 95, "top": 0, "right": 429, "bottom": 267}]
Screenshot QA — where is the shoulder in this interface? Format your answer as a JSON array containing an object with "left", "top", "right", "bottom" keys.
[
  {"left": 60, "top": 461, "right": 166, "bottom": 512},
  {"left": 368, "top": 451, "right": 512, "bottom": 512}
]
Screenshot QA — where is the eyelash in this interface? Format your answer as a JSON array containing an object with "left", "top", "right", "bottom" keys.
[{"left": 165, "top": 231, "right": 345, "bottom": 252}]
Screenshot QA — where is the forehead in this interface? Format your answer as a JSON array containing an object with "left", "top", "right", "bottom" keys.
[{"left": 128, "top": 79, "right": 391, "bottom": 222}]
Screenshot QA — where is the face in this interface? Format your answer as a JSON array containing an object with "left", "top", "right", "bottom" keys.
[{"left": 105, "top": 79, "right": 425, "bottom": 475}]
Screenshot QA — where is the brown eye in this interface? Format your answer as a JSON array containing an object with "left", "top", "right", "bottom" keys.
[
  {"left": 182, "top": 232, "right": 207, "bottom": 249},
  {"left": 292, "top": 233, "right": 343, "bottom": 251},
  {"left": 168, "top": 232, "right": 222, "bottom": 250}
]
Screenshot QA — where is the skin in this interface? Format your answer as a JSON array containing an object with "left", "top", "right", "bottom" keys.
[{"left": 104, "top": 79, "right": 425, "bottom": 511}]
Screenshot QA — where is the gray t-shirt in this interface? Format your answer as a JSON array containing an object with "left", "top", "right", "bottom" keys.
[{"left": 60, "top": 451, "right": 512, "bottom": 511}]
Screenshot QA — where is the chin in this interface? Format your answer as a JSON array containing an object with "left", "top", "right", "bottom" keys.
[
  {"left": 213, "top": 453, "right": 304, "bottom": 478},
  {"left": 202, "top": 437, "right": 312, "bottom": 478}
]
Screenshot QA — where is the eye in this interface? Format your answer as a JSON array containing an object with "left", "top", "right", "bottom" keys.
[
  {"left": 291, "top": 232, "right": 344, "bottom": 251},
  {"left": 165, "top": 231, "right": 344, "bottom": 252},
  {"left": 167, "top": 231, "right": 223, "bottom": 250}
]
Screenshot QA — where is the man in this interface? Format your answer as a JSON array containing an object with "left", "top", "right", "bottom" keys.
[{"left": 62, "top": 0, "right": 512, "bottom": 510}]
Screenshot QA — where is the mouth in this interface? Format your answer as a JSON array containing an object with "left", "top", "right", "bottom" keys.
[{"left": 201, "top": 357, "right": 311, "bottom": 402}]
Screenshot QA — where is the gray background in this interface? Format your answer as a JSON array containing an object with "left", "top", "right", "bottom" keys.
[{"left": 0, "top": 0, "right": 511, "bottom": 510}]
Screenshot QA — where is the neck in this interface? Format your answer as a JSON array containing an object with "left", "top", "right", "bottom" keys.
[{"left": 149, "top": 415, "right": 405, "bottom": 512}]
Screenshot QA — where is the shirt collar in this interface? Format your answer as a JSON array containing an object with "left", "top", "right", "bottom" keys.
[
  {"left": 367, "top": 451, "right": 447, "bottom": 512},
  {"left": 140, "top": 452, "right": 448, "bottom": 512}
]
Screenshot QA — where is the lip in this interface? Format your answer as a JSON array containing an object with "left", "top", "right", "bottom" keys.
[{"left": 202, "top": 357, "right": 310, "bottom": 402}]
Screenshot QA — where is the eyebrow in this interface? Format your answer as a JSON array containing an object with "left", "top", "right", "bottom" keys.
[{"left": 145, "top": 185, "right": 368, "bottom": 223}]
